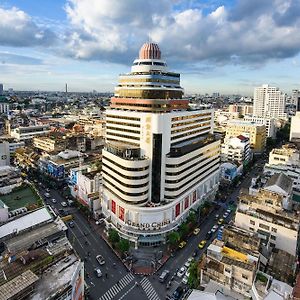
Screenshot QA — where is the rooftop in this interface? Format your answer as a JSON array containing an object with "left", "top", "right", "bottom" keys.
[
  {"left": 0, "top": 207, "right": 52, "bottom": 240},
  {"left": 0, "top": 184, "right": 41, "bottom": 211},
  {"left": 31, "top": 254, "right": 81, "bottom": 300},
  {"left": 0, "top": 270, "right": 39, "bottom": 300},
  {"left": 264, "top": 173, "right": 293, "bottom": 195}
]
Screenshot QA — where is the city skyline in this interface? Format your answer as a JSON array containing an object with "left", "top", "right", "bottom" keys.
[{"left": 0, "top": 0, "right": 300, "bottom": 94}]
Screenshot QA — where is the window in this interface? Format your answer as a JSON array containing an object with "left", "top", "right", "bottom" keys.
[
  {"left": 271, "top": 227, "right": 277, "bottom": 233},
  {"left": 270, "top": 235, "right": 276, "bottom": 240},
  {"left": 242, "top": 274, "right": 248, "bottom": 280},
  {"left": 225, "top": 268, "right": 231, "bottom": 273},
  {"left": 259, "top": 223, "right": 269, "bottom": 231},
  {"left": 249, "top": 227, "right": 254, "bottom": 231},
  {"left": 270, "top": 242, "right": 276, "bottom": 248},
  {"left": 250, "top": 220, "right": 255, "bottom": 225}
]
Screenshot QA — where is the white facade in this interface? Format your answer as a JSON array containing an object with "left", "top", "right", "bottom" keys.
[
  {"left": 0, "top": 102, "right": 9, "bottom": 114},
  {"left": 290, "top": 112, "right": 300, "bottom": 141},
  {"left": 243, "top": 116, "right": 276, "bottom": 139},
  {"left": 0, "top": 142, "right": 10, "bottom": 166},
  {"left": 235, "top": 211, "right": 298, "bottom": 257},
  {"left": 10, "top": 125, "right": 50, "bottom": 141},
  {"left": 101, "top": 43, "right": 220, "bottom": 246},
  {"left": 253, "top": 84, "right": 287, "bottom": 119},
  {"left": 221, "top": 136, "right": 251, "bottom": 164}
]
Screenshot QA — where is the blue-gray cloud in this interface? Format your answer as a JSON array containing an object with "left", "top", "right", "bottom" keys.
[
  {"left": 0, "top": 6, "right": 56, "bottom": 47},
  {"left": 0, "top": 52, "right": 43, "bottom": 65}
]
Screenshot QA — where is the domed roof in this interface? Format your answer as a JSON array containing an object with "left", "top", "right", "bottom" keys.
[{"left": 139, "top": 42, "right": 161, "bottom": 59}]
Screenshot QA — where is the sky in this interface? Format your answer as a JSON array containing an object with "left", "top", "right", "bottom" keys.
[{"left": 0, "top": 0, "right": 300, "bottom": 95}]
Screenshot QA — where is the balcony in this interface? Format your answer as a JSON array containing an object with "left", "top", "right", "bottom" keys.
[{"left": 105, "top": 142, "right": 146, "bottom": 161}]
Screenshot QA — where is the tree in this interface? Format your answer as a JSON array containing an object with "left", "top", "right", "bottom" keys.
[
  {"left": 167, "top": 232, "right": 180, "bottom": 246},
  {"left": 178, "top": 222, "right": 189, "bottom": 239},
  {"left": 188, "top": 261, "right": 199, "bottom": 288},
  {"left": 266, "top": 137, "right": 276, "bottom": 152},
  {"left": 117, "top": 239, "right": 130, "bottom": 254},
  {"left": 108, "top": 229, "right": 120, "bottom": 244},
  {"left": 186, "top": 211, "right": 196, "bottom": 226}
]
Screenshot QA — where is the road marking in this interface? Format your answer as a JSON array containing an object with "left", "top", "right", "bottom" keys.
[
  {"left": 98, "top": 273, "right": 135, "bottom": 300},
  {"left": 140, "top": 277, "right": 161, "bottom": 300},
  {"left": 116, "top": 284, "right": 136, "bottom": 300}
]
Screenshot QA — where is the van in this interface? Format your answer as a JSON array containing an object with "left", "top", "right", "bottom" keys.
[{"left": 159, "top": 270, "right": 169, "bottom": 283}]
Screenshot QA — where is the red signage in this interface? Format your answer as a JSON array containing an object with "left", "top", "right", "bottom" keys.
[
  {"left": 111, "top": 200, "right": 116, "bottom": 214},
  {"left": 184, "top": 196, "right": 189, "bottom": 209},
  {"left": 192, "top": 191, "right": 197, "bottom": 203},
  {"left": 119, "top": 206, "right": 124, "bottom": 221},
  {"left": 175, "top": 203, "right": 180, "bottom": 217}
]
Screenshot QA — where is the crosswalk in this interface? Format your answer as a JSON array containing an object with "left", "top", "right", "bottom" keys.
[
  {"left": 98, "top": 273, "right": 135, "bottom": 300},
  {"left": 140, "top": 277, "right": 161, "bottom": 300}
]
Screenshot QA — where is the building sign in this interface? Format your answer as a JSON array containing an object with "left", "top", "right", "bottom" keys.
[
  {"left": 71, "top": 262, "right": 84, "bottom": 300},
  {"left": 119, "top": 206, "right": 124, "bottom": 221},
  {"left": 184, "top": 196, "right": 189, "bottom": 209},
  {"left": 175, "top": 203, "right": 180, "bottom": 217},
  {"left": 111, "top": 200, "right": 116, "bottom": 214},
  {"left": 145, "top": 116, "right": 151, "bottom": 144},
  {"left": 192, "top": 191, "right": 197, "bottom": 203},
  {"left": 125, "top": 219, "right": 170, "bottom": 230}
]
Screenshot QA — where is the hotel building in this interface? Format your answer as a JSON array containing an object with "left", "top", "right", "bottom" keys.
[{"left": 101, "top": 43, "right": 220, "bottom": 247}]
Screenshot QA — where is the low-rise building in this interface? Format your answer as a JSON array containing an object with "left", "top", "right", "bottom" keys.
[
  {"left": 14, "top": 147, "right": 40, "bottom": 170},
  {"left": 229, "top": 104, "right": 253, "bottom": 116},
  {"left": 221, "top": 135, "right": 251, "bottom": 165},
  {"left": 0, "top": 207, "right": 84, "bottom": 299},
  {"left": 69, "top": 164, "right": 102, "bottom": 214},
  {"left": 264, "top": 144, "right": 300, "bottom": 202},
  {"left": 200, "top": 239, "right": 259, "bottom": 298},
  {"left": 235, "top": 174, "right": 299, "bottom": 257},
  {"left": 10, "top": 125, "right": 50, "bottom": 141},
  {"left": 33, "top": 136, "right": 67, "bottom": 153},
  {"left": 243, "top": 116, "right": 276, "bottom": 139},
  {"left": 0, "top": 166, "right": 22, "bottom": 195},
  {"left": 225, "top": 120, "right": 266, "bottom": 153}
]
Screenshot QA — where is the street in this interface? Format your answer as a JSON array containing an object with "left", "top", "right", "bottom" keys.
[{"left": 35, "top": 159, "right": 264, "bottom": 300}]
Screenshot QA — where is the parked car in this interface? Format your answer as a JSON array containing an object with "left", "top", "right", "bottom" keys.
[
  {"left": 68, "top": 221, "right": 75, "bottom": 228},
  {"left": 182, "top": 275, "right": 188, "bottom": 285},
  {"left": 184, "top": 257, "right": 194, "bottom": 268},
  {"left": 178, "top": 241, "right": 187, "bottom": 249},
  {"left": 51, "top": 198, "right": 56, "bottom": 203},
  {"left": 96, "top": 255, "right": 105, "bottom": 265},
  {"left": 193, "top": 228, "right": 200, "bottom": 235},
  {"left": 67, "top": 200, "right": 74, "bottom": 206},
  {"left": 44, "top": 193, "right": 50, "bottom": 198},
  {"left": 61, "top": 202, "right": 67, "bottom": 207},
  {"left": 206, "top": 230, "right": 212, "bottom": 239},
  {"left": 172, "top": 286, "right": 184, "bottom": 300},
  {"left": 94, "top": 268, "right": 102, "bottom": 278},
  {"left": 159, "top": 270, "right": 170, "bottom": 283},
  {"left": 211, "top": 225, "right": 218, "bottom": 233},
  {"left": 218, "top": 218, "right": 224, "bottom": 225},
  {"left": 177, "top": 267, "right": 186, "bottom": 278}
]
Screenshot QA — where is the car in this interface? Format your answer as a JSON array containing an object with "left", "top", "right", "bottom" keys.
[
  {"left": 182, "top": 275, "right": 188, "bottom": 285},
  {"left": 58, "top": 208, "right": 66, "bottom": 216},
  {"left": 178, "top": 241, "right": 187, "bottom": 249},
  {"left": 229, "top": 200, "right": 235, "bottom": 205},
  {"left": 192, "top": 249, "right": 198, "bottom": 257},
  {"left": 220, "top": 225, "right": 225, "bottom": 231},
  {"left": 94, "top": 268, "right": 102, "bottom": 278},
  {"left": 159, "top": 270, "right": 170, "bottom": 283},
  {"left": 223, "top": 212, "right": 229, "bottom": 218},
  {"left": 46, "top": 188, "right": 50, "bottom": 192},
  {"left": 218, "top": 218, "right": 224, "bottom": 225},
  {"left": 64, "top": 257, "right": 71, "bottom": 263},
  {"left": 184, "top": 257, "right": 194, "bottom": 268},
  {"left": 211, "top": 225, "right": 218, "bottom": 233},
  {"left": 166, "top": 281, "right": 172, "bottom": 289},
  {"left": 177, "top": 267, "right": 186, "bottom": 278},
  {"left": 206, "top": 230, "right": 212, "bottom": 239},
  {"left": 215, "top": 214, "right": 220, "bottom": 220},
  {"left": 226, "top": 209, "right": 232, "bottom": 214},
  {"left": 44, "top": 193, "right": 50, "bottom": 198},
  {"left": 67, "top": 200, "right": 74, "bottom": 206},
  {"left": 68, "top": 221, "right": 75, "bottom": 228},
  {"left": 96, "top": 218, "right": 105, "bottom": 225},
  {"left": 193, "top": 228, "right": 200, "bottom": 235},
  {"left": 61, "top": 202, "right": 67, "bottom": 207},
  {"left": 198, "top": 240, "right": 206, "bottom": 249},
  {"left": 51, "top": 198, "right": 57, "bottom": 203},
  {"left": 96, "top": 255, "right": 105, "bottom": 265},
  {"left": 172, "top": 286, "right": 184, "bottom": 300}
]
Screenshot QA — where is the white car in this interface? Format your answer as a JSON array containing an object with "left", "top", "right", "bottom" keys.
[
  {"left": 51, "top": 198, "right": 57, "bottom": 203},
  {"left": 182, "top": 275, "right": 188, "bottom": 285},
  {"left": 223, "top": 212, "right": 229, "bottom": 218},
  {"left": 61, "top": 202, "right": 67, "bottom": 207},
  {"left": 96, "top": 255, "right": 105, "bottom": 265},
  {"left": 211, "top": 225, "right": 218, "bottom": 233},
  {"left": 177, "top": 267, "right": 186, "bottom": 278},
  {"left": 94, "top": 268, "right": 102, "bottom": 278},
  {"left": 184, "top": 257, "right": 194, "bottom": 268}
]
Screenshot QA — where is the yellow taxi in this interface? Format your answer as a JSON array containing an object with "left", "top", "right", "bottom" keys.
[
  {"left": 193, "top": 228, "right": 200, "bottom": 235},
  {"left": 198, "top": 240, "right": 207, "bottom": 249},
  {"left": 178, "top": 241, "right": 187, "bottom": 248},
  {"left": 217, "top": 218, "right": 224, "bottom": 225}
]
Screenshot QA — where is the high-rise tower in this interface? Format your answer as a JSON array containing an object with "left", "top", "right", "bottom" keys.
[{"left": 101, "top": 42, "right": 220, "bottom": 247}]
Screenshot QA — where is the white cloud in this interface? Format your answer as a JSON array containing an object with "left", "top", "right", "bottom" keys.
[
  {"left": 0, "top": 6, "right": 56, "bottom": 47},
  {"left": 64, "top": 0, "right": 300, "bottom": 68}
]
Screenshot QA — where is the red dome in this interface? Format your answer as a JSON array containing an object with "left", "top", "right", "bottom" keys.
[{"left": 139, "top": 42, "right": 161, "bottom": 59}]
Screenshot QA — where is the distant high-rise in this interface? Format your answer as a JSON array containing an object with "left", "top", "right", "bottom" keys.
[
  {"left": 292, "top": 89, "right": 300, "bottom": 111},
  {"left": 65, "top": 83, "right": 68, "bottom": 94},
  {"left": 253, "top": 84, "right": 286, "bottom": 119},
  {"left": 0, "top": 84, "right": 3, "bottom": 95}
]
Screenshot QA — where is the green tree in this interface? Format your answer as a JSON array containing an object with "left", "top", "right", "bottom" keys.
[
  {"left": 108, "top": 229, "right": 120, "bottom": 244},
  {"left": 117, "top": 239, "right": 130, "bottom": 254},
  {"left": 188, "top": 261, "right": 199, "bottom": 288},
  {"left": 167, "top": 232, "right": 180, "bottom": 246},
  {"left": 178, "top": 222, "right": 189, "bottom": 239},
  {"left": 266, "top": 137, "right": 276, "bottom": 152},
  {"left": 186, "top": 211, "right": 196, "bottom": 225}
]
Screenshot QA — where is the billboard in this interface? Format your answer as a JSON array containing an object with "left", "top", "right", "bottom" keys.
[{"left": 71, "top": 262, "right": 84, "bottom": 300}]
